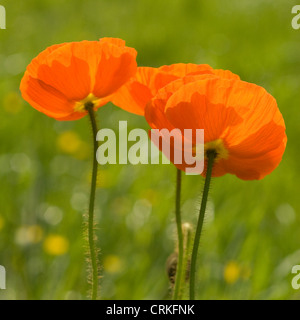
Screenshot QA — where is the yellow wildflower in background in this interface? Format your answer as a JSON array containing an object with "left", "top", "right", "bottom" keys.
[
  {"left": 43, "top": 234, "right": 69, "bottom": 256},
  {"left": 56, "top": 131, "right": 90, "bottom": 160},
  {"left": 103, "top": 255, "right": 122, "bottom": 274},
  {"left": 57, "top": 131, "right": 82, "bottom": 154},
  {"left": 224, "top": 261, "right": 241, "bottom": 284}
]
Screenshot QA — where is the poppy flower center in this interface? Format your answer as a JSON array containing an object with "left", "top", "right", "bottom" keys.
[
  {"left": 74, "top": 93, "right": 102, "bottom": 112},
  {"left": 204, "top": 139, "right": 228, "bottom": 162}
]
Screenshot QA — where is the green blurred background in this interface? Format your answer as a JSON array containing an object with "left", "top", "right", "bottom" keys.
[{"left": 0, "top": 0, "right": 299, "bottom": 300}]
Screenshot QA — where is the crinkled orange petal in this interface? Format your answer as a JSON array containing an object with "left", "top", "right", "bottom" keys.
[
  {"left": 111, "top": 67, "right": 178, "bottom": 115},
  {"left": 227, "top": 122, "right": 285, "bottom": 158},
  {"left": 212, "top": 69, "right": 240, "bottom": 80},
  {"left": 20, "top": 72, "right": 82, "bottom": 120},
  {"left": 112, "top": 66, "right": 179, "bottom": 115},
  {"left": 145, "top": 75, "right": 215, "bottom": 131},
  {"left": 35, "top": 41, "right": 99, "bottom": 101},
  {"left": 111, "top": 68, "right": 156, "bottom": 115},
  {"left": 26, "top": 43, "right": 67, "bottom": 78},
  {"left": 92, "top": 40, "right": 137, "bottom": 98},
  {"left": 220, "top": 80, "right": 285, "bottom": 147},
  {"left": 112, "top": 64, "right": 217, "bottom": 115},
  {"left": 99, "top": 37, "right": 126, "bottom": 47},
  {"left": 163, "top": 78, "right": 243, "bottom": 143},
  {"left": 158, "top": 63, "right": 214, "bottom": 77},
  {"left": 145, "top": 97, "right": 174, "bottom": 132},
  {"left": 223, "top": 139, "right": 287, "bottom": 180},
  {"left": 165, "top": 78, "right": 286, "bottom": 145},
  {"left": 145, "top": 72, "right": 228, "bottom": 127}
]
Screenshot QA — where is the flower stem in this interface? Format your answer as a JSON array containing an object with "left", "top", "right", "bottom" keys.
[
  {"left": 189, "top": 150, "right": 215, "bottom": 300},
  {"left": 180, "top": 223, "right": 192, "bottom": 297},
  {"left": 173, "top": 169, "right": 184, "bottom": 300},
  {"left": 86, "top": 104, "right": 99, "bottom": 300}
]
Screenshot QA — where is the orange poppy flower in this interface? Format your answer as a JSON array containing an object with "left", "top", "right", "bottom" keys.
[
  {"left": 111, "top": 63, "right": 239, "bottom": 115},
  {"left": 145, "top": 73, "right": 287, "bottom": 180},
  {"left": 20, "top": 38, "right": 137, "bottom": 120}
]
